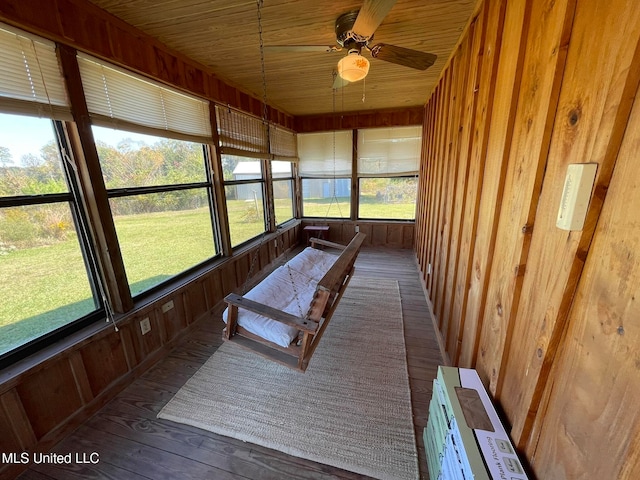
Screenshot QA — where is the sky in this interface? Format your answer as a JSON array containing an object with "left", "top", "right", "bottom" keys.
[
  {"left": 0, "top": 113, "right": 152, "bottom": 166},
  {"left": 0, "top": 113, "right": 54, "bottom": 164}
]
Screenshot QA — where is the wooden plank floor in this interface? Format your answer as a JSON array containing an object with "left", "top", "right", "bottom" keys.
[{"left": 17, "top": 247, "right": 443, "bottom": 480}]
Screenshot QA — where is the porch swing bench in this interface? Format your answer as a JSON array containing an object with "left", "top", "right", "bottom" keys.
[{"left": 223, "top": 232, "right": 366, "bottom": 372}]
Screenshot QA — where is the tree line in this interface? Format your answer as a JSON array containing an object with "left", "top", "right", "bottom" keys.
[{"left": 0, "top": 137, "right": 210, "bottom": 249}]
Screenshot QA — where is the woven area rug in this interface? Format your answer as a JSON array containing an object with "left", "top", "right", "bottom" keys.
[{"left": 158, "top": 277, "right": 419, "bottom": 480}]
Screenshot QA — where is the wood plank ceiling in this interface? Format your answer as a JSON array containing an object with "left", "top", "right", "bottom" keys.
[{"left": 86, "top": 0, "right": 476, "bottom": 116}]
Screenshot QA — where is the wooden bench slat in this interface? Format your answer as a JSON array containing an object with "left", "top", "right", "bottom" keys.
[
  {"left": 309, "top": 237, "right": 348, "bottom": 250},
  {"left": 317, "top": 233, "right": 365, "bottom": 292},
  {"left": 224, "top": 293, "right": 318, "bottom": 333}
]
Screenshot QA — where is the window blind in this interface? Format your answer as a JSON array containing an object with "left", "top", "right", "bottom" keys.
[
  {"left": 215, "top": 105, "right": 268, "bottom": 156},
  {"left": 77, "top": 54, "right": 212, "bottom": 143},
  {"left": 297, "top": 130, "right": 352, "bottom": 177},
  {"left": 357, "top": 126, "right": 421, "bottom": 177},
  {"left": 269, "top": 125, "right": 297, "bottom": 161},
  {"left": 0, "top": 23, "right": 71, "bottom": 120}
]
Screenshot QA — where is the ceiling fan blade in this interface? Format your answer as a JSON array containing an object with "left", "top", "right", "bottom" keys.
[
  {"left": 352, "top": 0, "right": 397, "bottom": 39},
  {"left": 370, "top": 43, "right": 437, "bottom": 70},
  {"left": 265, "top": 45, "right": 342, "bottom": 53},
  {"left": 333, "top": 74, "right": 350, "bottom": 89}
]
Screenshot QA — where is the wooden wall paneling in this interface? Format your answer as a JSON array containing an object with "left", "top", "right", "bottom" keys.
[
  {"left": 421, "top": 95, "right": 438, "bottom": 276},
  {"left": 108, "top": 23, "right": 155, "bottom": 78},
  {"left": 419, "top": 90, "right": 435, "bottom": 285},
  {"left": 402, "top": 224, "right": 414, "bottom": 249},
  {"left": 447, "top": 0, "right": 503, "bottom": 364},
  {"left": 233, "top": 252, "right": 252, "bottom": 291},
  {"left": 459, "top": 0, "right": 530, "bottom": 368},
  {"left": 415, "top": 105, "right": 430, "bottom": 264},
  {"left": 342, "top": 222, "right": 354, "bottom": 244},
  {"left": 183, "top": 279, "right": 208, "bottom": 324},
  {"left": 0, "top": 388, "right": 37, "bottom": 450},
  {"left": 80, "top": 331, "right": 129, "bottom": 397},
  {"left": 0, "top": 0, "right": 63, "bottom": 38},
  {"left": 0, "top": 389, "right": 37, "bottom": 480},
  {"left": 330, "top": 222, "right": 347, "bottom": 244},
  {"left": 368, "top": 224, "right": 385, "bottom": 246},
  {"left": 387, "top": 224, "right": 402, "bottom": 247},
  {"left": 0, "top": 398, "right": 24, "bottom": 454},
  {"left": 15, "top": 359, "right": 82, "bottom": 440},
  {"left": 134, "top": 308, "right": 162, "bottom": 358},
  {"left": 357, "top": 223, "right": 373, "bottom": 246},
  {"left": 220, "top": 262, "right": 238, "bottom": 296},
  {"left": 501, "top": 0, "right": 640, "bottom": 447},
  {"left": 68, "top": 351, "right": 94, "bottom": 405},
  {"left": 431, "top": 75, "right": 451, "bottom": 304},
  {"left": 439, "top": 32, "right": 473, "bottom": 351},
  {"left": 427, "top": 75, "right": 453, "bottom": 298},
  {"left": 294, "top": 107, "right": 424, "bottom": 133},
  {"left": 433, "top": 63, "right": 456, "bottom": 329},
  {"left": 433, "top": 61, "right": 456, "bottom": 328},
  {"left": 258, "top": 242, "right": 270, "bottom": 272},
  {"left": 117, "top": 322, "right": 140, "bottom": 369},
  {"left": 526, "top": 80, "right": 640, "bottom": 479},
  {"left": 159, "top": 294, "right": 187, "bottom": 343},
  {"left": 424, "top": 87, "right": 442, "bottom": 290},
  {"left": 57, "top": 0, "right": 112, "bottom": 59},
  {"left": 204, "top": 269, "right": 224, "bottom": 310},
  {"left": 474, "top": 0, "right": 576, "bottom": 395}
]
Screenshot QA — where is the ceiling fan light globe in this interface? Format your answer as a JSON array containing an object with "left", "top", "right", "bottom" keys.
[{"left": 337, "top": 54, "right": 370, "bottom": 82}]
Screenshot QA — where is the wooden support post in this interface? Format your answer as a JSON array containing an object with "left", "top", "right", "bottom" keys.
[
  {"left": 298, "top": 331, "right": 312, "bottom": 371},
  {"left": 225, "top": 304, "right": 239, "bottom": 340},
  {"left": 57, "top": 44, "right": 133, "bottom": 313}
]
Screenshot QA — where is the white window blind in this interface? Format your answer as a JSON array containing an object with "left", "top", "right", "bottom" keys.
[
  {"left": 297, "top": 130, "right": 352, "bottom": 177},
  {"left": 0, "top": 24, "right": 71, "bottom": 120},
  {"left": 77, "top": 54, "right": 212, "bottom": 143},
  {"left": 357, "top": 126, "right": 421, "bottom": 177},
  {"left": 215, "top": 105, "right": 268, "bottom": 156}
]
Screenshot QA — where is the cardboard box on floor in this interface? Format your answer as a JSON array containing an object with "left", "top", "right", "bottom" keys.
[{"left": 426, "top": 366, "right": 529, "bottom": 480}]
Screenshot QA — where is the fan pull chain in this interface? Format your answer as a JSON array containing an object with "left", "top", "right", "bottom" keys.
[{"left": 362, "top": 76, "right": 366, "bottom": 103}]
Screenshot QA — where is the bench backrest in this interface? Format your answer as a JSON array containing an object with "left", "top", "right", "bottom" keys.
[{"left": 306, "top": 232, "right": 366, "bottom": 322}]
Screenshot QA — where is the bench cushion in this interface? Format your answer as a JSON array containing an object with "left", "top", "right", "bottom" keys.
[{"left": 223, "top": 247, "right": 338, "bottom": 347}]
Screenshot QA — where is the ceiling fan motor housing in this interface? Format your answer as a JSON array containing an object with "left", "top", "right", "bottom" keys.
[{"left": 335, "top": 10, "right": 370, "bottom": 50}]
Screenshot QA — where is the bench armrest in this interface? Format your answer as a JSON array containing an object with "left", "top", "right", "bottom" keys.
[{"left": 310, "top": 237, "right": 347, "bottom": 250}]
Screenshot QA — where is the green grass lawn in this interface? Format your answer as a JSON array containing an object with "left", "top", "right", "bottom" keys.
[
  {"left": 1, "top": 197, "right": 414, "bottom": 355},
  {"left": 302, "top": 196, "right": 416, "bottom": 219}
]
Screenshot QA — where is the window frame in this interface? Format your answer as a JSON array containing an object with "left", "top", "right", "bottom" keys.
[
  {"left": 271, "top": 160, "right": 296, "bottom": 226},
  {"left": 0, "top": 120, "right": 105, "bottom": 369},
  {"left": 221, "top": 154, "right": 269, "bottom": 249},
  {"left": 95, "top": 131, "right": 222, "bottom": 299},
  {"left": 357, "top": 175, "right": 419, "bottom": 221}
]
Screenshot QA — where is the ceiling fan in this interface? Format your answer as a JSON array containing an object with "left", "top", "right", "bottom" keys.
[{"left": 266, "top": 0, "right": 437, "bottom": 88}]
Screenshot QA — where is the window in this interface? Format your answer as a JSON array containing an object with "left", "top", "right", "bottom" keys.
[
  {"left": 272, "top": 160, "right": 295, "bottom": 225},
  {"left": 221, "top": 154, "right": 266, "bottom": 247},
  {"left": 79, "top": 55, "right": 218, "bottom": 297},
  {"left": 0, "top": 115, "right": 102, "bottom": 362},
  {"left": 298, "top": 130, "right": 352, "bottom": 218},
  {"left": 357, "top": 126, "right": 421, "bottom": 220},
  {"left": 359, "top": 177, "right": 418, "bottom": 220},
  {"left": 0, "top": 24, "right": 102, "bottom": 365},
  {"left": 216, "top": 106, "right": 270, "bottom": 247},
  {"left": 93, "top": 127, "right": 218, "bottom": 296}
]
